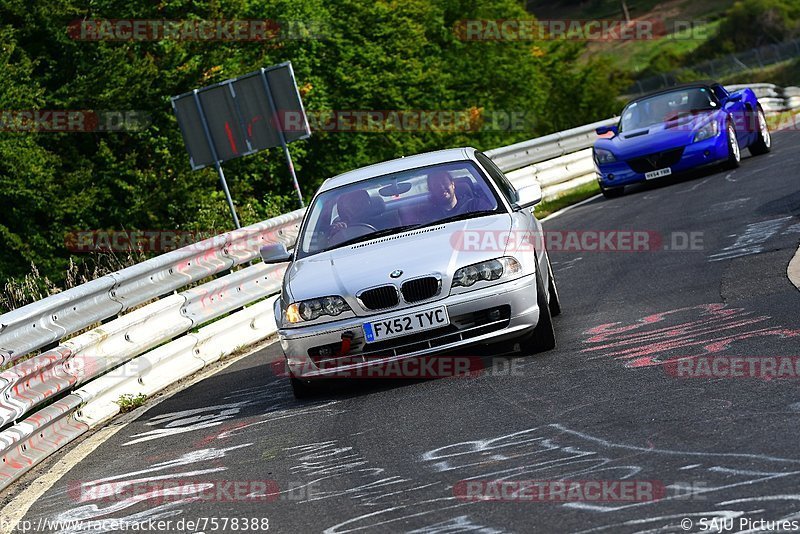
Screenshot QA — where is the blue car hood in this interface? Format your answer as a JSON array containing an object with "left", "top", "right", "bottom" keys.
[{"left": 595, "top": 111, "right": 720, "bottom": 159}]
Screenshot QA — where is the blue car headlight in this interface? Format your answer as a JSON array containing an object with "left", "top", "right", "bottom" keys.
[
  {"left": 693, "top": 120, "right": 719, "bottom": 143},
  {"left": 594, "top": 148, "right": 616, "bottom": 165}
]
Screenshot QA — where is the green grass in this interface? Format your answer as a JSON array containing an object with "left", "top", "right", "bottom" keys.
[
  {"left": 718, "top": 58, "right": 800, "bottom": 86},
  {"left": 525, "top": 0, "right": 734, "bottom": 76},
  {"left": 591, "top": 20, "right": 721, "bottom": 74},
  {"left": 116, "top": 393, "right": 148, "bottom": 413},
  {"left": 526, "top": 0, "right": 733, "bottom": 23},
  {"left": 534, "top": 181, "right": 601, "bottom": 219}
]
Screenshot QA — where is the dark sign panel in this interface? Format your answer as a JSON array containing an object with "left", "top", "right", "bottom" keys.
[{"left": 171, "top": 62, "right": 311, "bottom": 170}]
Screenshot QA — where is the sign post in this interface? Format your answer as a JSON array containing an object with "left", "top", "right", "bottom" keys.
[
  {"left": 260, "top": 67, "right": 304, "bottom": 208},
  {"left": 172, "top": 61, "right": 311, "bottom": 228},
  {"left": 190, "top": 89, "right": 242, "bottom": 228}
]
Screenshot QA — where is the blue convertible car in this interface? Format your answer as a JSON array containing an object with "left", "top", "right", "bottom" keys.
[{"left": 593, "top": 81, "right": 772, "bottom": 198}]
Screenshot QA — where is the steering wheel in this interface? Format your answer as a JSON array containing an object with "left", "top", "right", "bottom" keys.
[
  {"left": 328, "top": 222, "right": 378, "bottom": 246},
  {"left": 345, "top": 223, "right": 377, "bottom": 232}
]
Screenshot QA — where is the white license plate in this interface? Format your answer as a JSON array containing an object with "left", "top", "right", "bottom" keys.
[
  {"left": 645, "top": 167, "right": 672, "bottom": 180},
  {"left": 363, "top": 306, "right": 450, "bottom": 343}
]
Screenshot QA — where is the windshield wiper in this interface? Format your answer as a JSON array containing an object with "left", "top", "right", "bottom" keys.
[
  {"left": 384, "top": 210, "right": 497, "bottom": 235},
  {"left": 430, "top": 210, "right": 497, "bottom": 227},
  {"left": 309, "top": 211, "right": 497, "bottom": 255},
  {"left": 315, "top": 224, "right": 422, "bottom": 253}
]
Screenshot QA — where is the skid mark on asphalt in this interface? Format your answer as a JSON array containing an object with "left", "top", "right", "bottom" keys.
[{"left": 580, "top": 303, "right": 800, "bottom": 368}]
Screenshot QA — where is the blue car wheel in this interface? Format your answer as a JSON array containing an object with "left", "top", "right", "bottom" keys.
[
  {"left": 749, "top": 107, "right": 772, "bottom": 156},
  {"left": 723, "top": 119, "right": 741, "bottom": 170}
]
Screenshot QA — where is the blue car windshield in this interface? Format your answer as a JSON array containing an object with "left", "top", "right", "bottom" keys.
[{"left": 620, "top": 87, "right": 718, "bottom": 132}]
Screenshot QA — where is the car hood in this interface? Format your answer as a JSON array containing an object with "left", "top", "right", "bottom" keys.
[
  {"left": 595, "top": 111, "right": 720, "bottom": 159},
  {"left": 284, "top": 214, "right": 514, "bottom": 311}
]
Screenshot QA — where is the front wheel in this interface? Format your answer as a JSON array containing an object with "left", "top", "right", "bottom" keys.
[
  {"left": 519, "top": 263, "right": 556, "bottom": 354},
  {"left": 600, "top": 183, "right": 624, "bottom": 199},
  {"left": 546, "top": 253, "right": 561, "bottom": 317},
  {"left": 723, "top": 120, "right": 741, "bottom": 170},
  {"left": 290, "top": 375, "right": 321, "bottom": 399},
  {"left": 749, "top": 108, "right": 771, "bottom": 155}
]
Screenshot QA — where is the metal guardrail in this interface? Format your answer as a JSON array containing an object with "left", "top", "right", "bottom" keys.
[
  {"left": 485, "top": 117, "right": 618, "bottom": 173},
  {"left": 0, "top": 209, "right": 304, "bottom": 367},
  {"left": 0, "top": 82, "right": 798, "bottom": 493}
]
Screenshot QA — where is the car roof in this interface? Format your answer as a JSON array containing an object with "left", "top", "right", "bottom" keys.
[
  {"left": 318, "top": 147, "right": 477, "bottom": 193},
  {"left": 627, "top": 80, "right": 722, "bottom": 106}
]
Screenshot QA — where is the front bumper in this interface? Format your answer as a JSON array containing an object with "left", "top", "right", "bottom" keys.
[
  {"left": 276, "top": 274, "right": 540, "bottom": 380},
  {"left": 596, "top": 134, "right": 729, "bottom": 188}
]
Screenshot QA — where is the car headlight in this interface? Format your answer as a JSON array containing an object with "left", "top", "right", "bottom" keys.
[
  {"left": 452, "top": 257, "right": 522, "bottom": 288},
  {"left": 286, "top": 295, "right": 351, "bottom": 324},
  {"left": 693, "top": 120, "right": 719, "bottom": 142},
  {"left": 594, "top": 148, "right": 616, "bottom": 165}
]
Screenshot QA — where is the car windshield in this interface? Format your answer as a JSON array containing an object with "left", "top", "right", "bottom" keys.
[
  {"left": 297, "top": 160, "right": 501, "bottom": 258},
  {"left": 620, "top": 87, "right": 718, "bottom": 132}
]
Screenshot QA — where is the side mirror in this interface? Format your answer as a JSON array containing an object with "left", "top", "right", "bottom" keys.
[
  {"left": 260, "top": 243, "right": 292, "bottom": 264},
  {"left": 596, "top": 125, "right": 619, "bottom": 136},
  {"left": 514, "top": 183, "right": 543, "bottom": 210}
]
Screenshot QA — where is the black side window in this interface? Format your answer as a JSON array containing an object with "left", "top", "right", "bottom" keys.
[{"left": 475, "top": 152, "right": 516, "bottom": 206}]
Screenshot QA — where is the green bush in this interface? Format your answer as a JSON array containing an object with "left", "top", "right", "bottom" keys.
[{"left": 691, "top": 0, "right": 800, "bottom": 60}]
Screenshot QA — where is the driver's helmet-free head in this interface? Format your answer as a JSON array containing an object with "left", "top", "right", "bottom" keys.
[
  {"left": 336, "top": 189, "right": 371, "bottom": 223},
  {"left": 426, "top": 170, "right": 455, "bottom": 208}
]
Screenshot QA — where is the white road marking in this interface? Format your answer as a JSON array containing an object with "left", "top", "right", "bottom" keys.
[
  {"left": 540, "top": 194, "right": 602, "bottom": 223},
  {"left": 678, "top": 178, "right": 710, "bottom": 194},
  {"left": 788, "top": 245, "right": 800, "bottom": 291}
]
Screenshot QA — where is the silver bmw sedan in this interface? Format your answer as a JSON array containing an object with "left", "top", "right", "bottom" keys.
[{"left": 260, "top": 147, "right": 561, "bottom": 397}]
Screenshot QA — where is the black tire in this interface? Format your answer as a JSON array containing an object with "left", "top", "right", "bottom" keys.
[
  {"left": 290, "top": 375, "right": 319, "bottom": 399},
  {"left": 546, "top": 253, "right": 561, "bottom": 317},
  {"left": 520, "top": 262, "right": 556, "bottom": 353},
  {"left": 600, "top": 184, "right": 624, "bottom": 199},
  {"left": 723, "top": 119, "right": 741, "bottom": 170},
  {"left": 749, "top": 107, "right": 772, "bottom": 156}
]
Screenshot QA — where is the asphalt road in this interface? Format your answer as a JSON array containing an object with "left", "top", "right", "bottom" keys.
[{"left": 18, "top": 130, "right": 800, "bottom": 534}]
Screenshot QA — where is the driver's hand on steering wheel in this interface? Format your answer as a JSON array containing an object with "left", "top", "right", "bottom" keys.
[{"left": 330, "top": 221, "right": 347, "bottom": 234}]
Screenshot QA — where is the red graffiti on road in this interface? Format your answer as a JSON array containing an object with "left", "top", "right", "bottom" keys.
[{"left": 581, "top": 304, "right": 800, "bottom": 368}]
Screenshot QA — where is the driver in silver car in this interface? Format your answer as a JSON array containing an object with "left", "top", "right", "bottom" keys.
[
  {"left": 427, "top": 170, "right": 490, "bottom": 217},
  {"left": 330, "top": 189, "right": 371, "bottom": 236}
]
